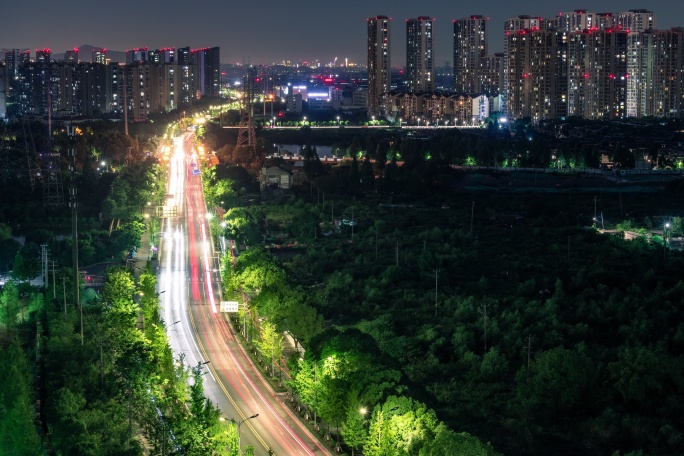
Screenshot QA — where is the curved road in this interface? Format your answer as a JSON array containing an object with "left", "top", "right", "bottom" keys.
[{"left": 158, "top": 133, "right": 330, "bottom": 456}]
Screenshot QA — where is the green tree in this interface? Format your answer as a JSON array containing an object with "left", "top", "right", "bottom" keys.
[
  {"left": 0, "top": 281, "right": 20, "bottom": 329},
  {"left": 138, "top": 268, "right": 160, "bottom": 332},
  {"left": 342, "top": 400, "right": 367, "bottom": 455},
  {"left": 365, "top": 406, "right": 394, "bottom": 456},
  {"left": 515, "top": 347, "right": 594, "bottom": 422},
  {"left": 10, "top": 251, "right": 29, "bottom": 280},
  {"left": 0, "top": 238, "right": 21, "bottom": 272},
  {"left": 256, "top": 322, "right": 283, "bottom": 377},
  {"left": 303, "top": 144, "right": 325, "bottom": 180},
  {"left": 0, "top": 222, "right": 11, "bottom": 241},
  {"left": 291, "top": 358, "right": 323, "bottom": 427},
  {"left": 0, "top": 338, "right": 42, "bottom": 456},
  {"left": 419, "top": 424, "right": 498, "bottom": 456},
  {"left": 360, "top": 156, "right": 375, "bottom": 192}
]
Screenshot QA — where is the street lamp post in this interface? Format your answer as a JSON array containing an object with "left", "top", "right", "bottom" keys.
[
  {"left": 337, "top": 116, "right": 340, "bottom": 127},
  {"left": 664, "top": 222, "right": 671, "bottom": 260},
  {"left": 222, "top": 414, "right": 259, "bottom": 451}
]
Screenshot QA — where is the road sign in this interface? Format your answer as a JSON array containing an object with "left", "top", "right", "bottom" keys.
[
  {"left": 192, "top": 169, "right": 200, "bottom": 176},
  {"left": 156, "top": 205, "right": 178, "bottom": 218},
  {"left": 220, "top": 301, "right": 239, "bottom": 313}
]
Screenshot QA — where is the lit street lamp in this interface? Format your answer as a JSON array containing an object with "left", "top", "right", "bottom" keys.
[
  {"left": 337, "top": 116, "right": 340, "bottom": 127},
  {"left": 664, "top": 222, "right": 671, "bottom": 259}
]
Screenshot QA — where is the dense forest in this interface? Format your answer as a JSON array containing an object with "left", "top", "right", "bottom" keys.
[
  {"left": 216, "top": 182, "right": 684, "bottom": 456},
  {"left": 205, "top": 114, "right": 684, "bottom": 455}
]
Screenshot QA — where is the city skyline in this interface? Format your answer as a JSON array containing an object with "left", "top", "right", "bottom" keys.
[{"left": 1, "top": 1, "right": 683, "bottom": 66}]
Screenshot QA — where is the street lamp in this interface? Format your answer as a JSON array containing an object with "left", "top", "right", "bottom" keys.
[
  {"left": 664, "top": 222, "right": 671, "bottom": 259},
  {"left": 337, "top": 116, "right": 340, "bottom": 127},
  {"left": 272, "top": 117, "right": 276, "bottom": 129},
  {"left": 399, "top": 117, "right": 402, "bottom": 128},
  {"left": 303, "top": 116, "right": 307, "bottom": 126},
  {"left": 221, "top": 414, "right": 259, "bottom": 451}
]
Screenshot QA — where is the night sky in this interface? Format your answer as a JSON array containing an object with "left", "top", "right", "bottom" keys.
[{"left": 1, "top": 1, "right": 682, "bottom": 66}]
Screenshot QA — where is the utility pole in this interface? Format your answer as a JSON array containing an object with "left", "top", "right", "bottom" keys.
[
  {"left": 351, "top": 209, "right": 354, "bottom": 239},
  {"left": 375, "top": 230, "right": 378, "bottom": 263},
  {"left": 593, "top": 195, "right": 597, "bottom": 220},
  {"left": 479, "top": 303, "right": 488, "bottom": 352},
  {"left": 470, "top": 201, "right": 475, "bottom": 235},
  {"left": 52, "top": 260, "right": 57, "bottom": 299},
  {"left": 40, "top": 244, "right": 48, "bottom": 288},
  {"left": 524, "top": 335, "right": 533, "bottom": 369},
  {"left": 62, "top": 276, "right": 67, "bottom": 315},
  {"left": 67, "top": 125, "right": 81, "bottom": 345},
  {"left": 432, "top": 269, "right": 440, "bottom": 316},
  {"left": 619, "top": 192, "right": 623, "bottom": 217}
]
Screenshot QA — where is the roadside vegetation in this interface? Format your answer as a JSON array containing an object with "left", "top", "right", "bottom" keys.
[{"left": 0, "top": 115, "right": 247, "bottom": 456}]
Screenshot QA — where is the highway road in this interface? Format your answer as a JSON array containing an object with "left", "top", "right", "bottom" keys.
[{"left": 158, "top": 133, "right": 331, "bottom": 455}]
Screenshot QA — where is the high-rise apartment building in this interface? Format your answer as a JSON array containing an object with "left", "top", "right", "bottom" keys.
[
  {"left": 3, "top": 49, "right": 30, "bottom": 98},
  {"left": 503, "top": 16, "right": 541, "bottom": 114},
  {"left": 556, "top": 10, "right": 596, "bottom": 32},
  {"left": 567, "top": 28, "right": 628, "bottom": 119},
  {"left": 92, "top": 48, "right": 107, "bottom": 64},
  {"left": 149, "top": 48, "right": 176, "bottom": 64},
  {"left": 0, "top": 62, "right": 6, "bottom": 119},
  {"left": 106, "top": 63, "right": 124, "bottom": 114},
  {"left": 192, "top": 47, "right": 220, "bottom": 98},
  {"left": 406, "top": 17, "right": 434, "bottom": 93},
  {"left": 617, "top": 9, "right": 656, "bottom": 32},
  {"left": 453, "top": 15, "right": 487, "bottom": 93},
  {"left": 4, "top": 43, "right": 214, "bottom": 119},
  {"left": 505, "top": 28, "right": 568, "bottom": 121},
  {"left": 126, "top": 48, "right": 148, "bottom": 64},
  {"left": 79, "top": 62, "right": 107, "bottom": 116},
  {"left": 622, "top": 10, "right": 656, "bottom": 117},
  {"left": 65, "top": 48, "right": 79, "bottom": 63},
  {"left": 36, "top": 49, "right": 52, "bottom": 63},
  {"left": 643, "top": 28, "right": 684, "bottom": 118},
  {"left": 596, "top": 13, "right": 616, "bottom": 30},
  {"left": 367, "top": 15, "right": 391, "bottom": 116},
  {"left": 177, "top": 47, "right": 191, "bottom": 65},
  {"left": 480, "top": 52, "right": 503, "bottom": 95}
]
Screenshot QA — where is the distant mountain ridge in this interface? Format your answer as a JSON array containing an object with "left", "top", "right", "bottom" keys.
[{"left": 52, "top": 44, "right": 126, "bottom": 63}]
